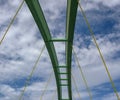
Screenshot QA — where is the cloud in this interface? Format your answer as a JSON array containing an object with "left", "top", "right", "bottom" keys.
[
  {"left": 38, "top": 0, "right": 67, "bottom": 37},
  {"left": 80, "top": 0, "right": 120, "bottom": 11},
  {"left": 102, "top": 92, "right": 120, "bottom": 100},
  {"left": 73, "top": 32, "right": 120, "bottom": 87},
  {"left": 0, "top": 0, "right": 120, "bottom": 100},
  {"left": 94, "top": 0, "right": 120, "bottom": 7},
  {"left": 0, "top": 84, "right": 20, "bottom": 100}
]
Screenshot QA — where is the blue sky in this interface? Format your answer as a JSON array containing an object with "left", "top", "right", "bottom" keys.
[{"left": 0, "top": 0, "right": 120, "bottom": 100}]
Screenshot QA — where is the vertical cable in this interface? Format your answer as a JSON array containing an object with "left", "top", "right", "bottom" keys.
[
  {"left": 0, "top": 0, "right": 25, "bottom": 45},
  {"left": 19, "top": 45, "right": 45, "bottom": 100},
  {"left": 73, "top": 47, "right": 93, "bottom": 100},
  {"left": 40, "top": 72, "right": 53, "bottom": 100},
  {"left": 72, "top": 73, "right": 82, "bottom": 100},
  {"left": 77, "top": 0, "right": 120, "bottom": 99}
]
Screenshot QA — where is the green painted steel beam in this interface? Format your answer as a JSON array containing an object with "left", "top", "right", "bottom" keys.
[
  {"left": 58, "top": 72, "right": 68, "bottom": 74},
  {"left": 50, "top": 38, "right": 68, "bottom": 42},
  {"left": 25, "top": 0, "right": 78, "bottom": 100},
  {"left": 60, "top": 79, "right": 68, "bottom": 80},
  {"left": 25, "top": 0, "right": 62, "bottom": 99},
  {"left": 58, "top": 65, "right": 67, "bottom": 68},
  {"left": 66, "top": 0, "right": 78, "bottom": 100}
]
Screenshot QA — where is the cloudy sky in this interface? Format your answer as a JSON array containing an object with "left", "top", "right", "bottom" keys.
[{"left": 0, "top": 0, "right": 120, "bottom": 100}]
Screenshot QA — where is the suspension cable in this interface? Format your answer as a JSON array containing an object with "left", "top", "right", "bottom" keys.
[
  {"left": 73, "top": 47, "right": 93, "bottom": 100},
  {"left": 0, "top": 0, "right": 25, "bottom": 45},
  {"left": 18, "top": 45, "right": 45, "bottom": 100},
  {"left": 72, "top": 73, "right": 82, "bottom": 100},
  {"left": 77, "top": 0, "right": 120, "bottom": 99},
  {"left": 40, "top": 71, "right": 53, "bottom": 100}
]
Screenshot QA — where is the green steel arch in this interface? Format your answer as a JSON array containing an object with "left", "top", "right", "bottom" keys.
[{"left": 25, "top": 0, "right": 78, "bottom": 100}]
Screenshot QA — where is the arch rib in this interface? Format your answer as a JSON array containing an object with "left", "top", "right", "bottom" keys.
[
  {"left": 25, "top": 0, "right": 78, "bottom": 100},
  {"left": 66, "top": 0, "right": 78, "bottom": 100},
  {"left": 25, "top": 0, "right": 61, "bottom": 99}
]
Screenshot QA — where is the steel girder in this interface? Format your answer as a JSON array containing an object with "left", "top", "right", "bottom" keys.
[{"left": 25, "top": 0, "right": 78, "bottom": 100}]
